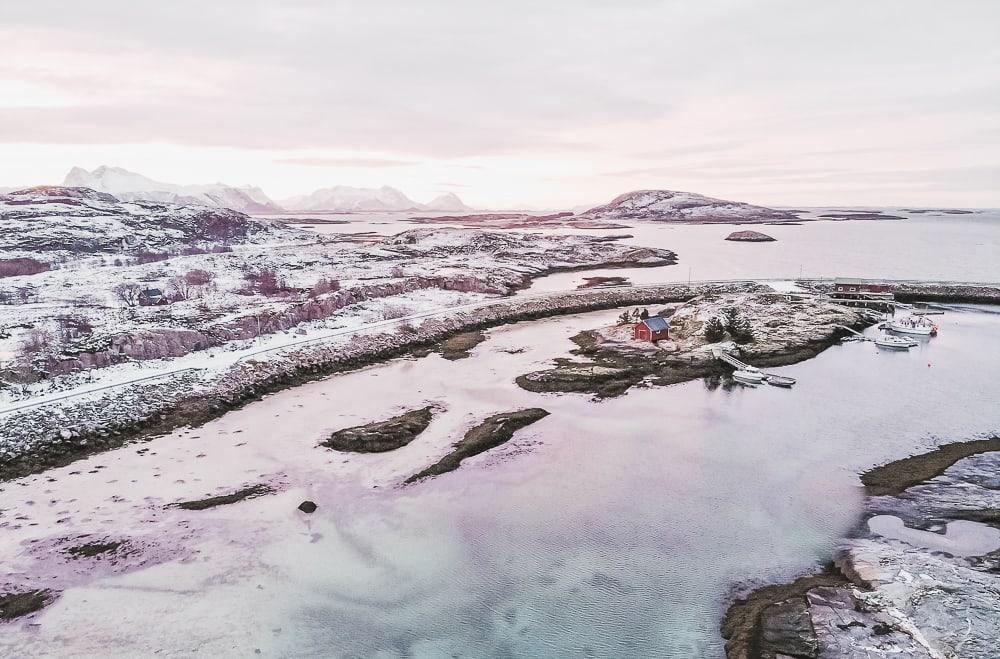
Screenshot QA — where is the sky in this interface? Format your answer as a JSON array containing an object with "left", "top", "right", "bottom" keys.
[{"left": 1, "top": 0, "right": 998, "bottom": 209}]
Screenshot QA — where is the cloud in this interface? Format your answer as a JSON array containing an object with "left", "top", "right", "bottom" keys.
[
  {"left": 1, "top": 0, "right": 999, "bottom": 206},
  {"left": 276, "top": 157, "right": 414, "bottom": 167}
]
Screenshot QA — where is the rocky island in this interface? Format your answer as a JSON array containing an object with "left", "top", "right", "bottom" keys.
[
  {"left": 516, "top": 289, "right": 876, "bottom": 398},
  {"left": 725, "top": 230, "right": 776, "bottom": 242},
  {"left": 577, "top": 189, "right": 799, "bottom": 224}
]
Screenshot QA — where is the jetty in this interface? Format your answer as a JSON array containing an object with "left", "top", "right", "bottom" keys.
[{"left": 711, "top": 349, "right": 797, "bottom": 387}]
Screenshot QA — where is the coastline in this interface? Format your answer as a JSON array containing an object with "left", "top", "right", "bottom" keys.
[
  {"left": 4, "top": 280, "right": 998, "bottom": 482},
  {"left": 721, "top": 437, "right": 1000, "bottom": 658}
]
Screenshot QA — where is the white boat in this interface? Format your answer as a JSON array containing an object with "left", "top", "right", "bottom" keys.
[
  {"left": 733, "top": 369, "right": 765, "bottom": 384},
  {"left": 888, "top": 315, "right": 938, "bottom": 336},
  {"left": 874, "top": 334, "right": 916, "bottom": 350}
]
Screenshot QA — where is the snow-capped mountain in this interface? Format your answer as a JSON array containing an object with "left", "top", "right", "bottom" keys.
[
  {"left": 63, "top": 166, "right": 284, "bottom": 214},
  {"left": 281, "top": 186, "right": 472, "bottom": 212},
  {"left": 578, "top": 190, "right": 797, "bottom": 224},
  {"left": 1, "top": 186, "right": 298, "bottom": 254}
]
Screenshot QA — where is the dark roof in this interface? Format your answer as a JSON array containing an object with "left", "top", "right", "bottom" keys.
[
  {"left": 143, "top": 288, "right": 164, "bottom": 296},
  {"left": 640, "top": 316, "right": 669, "bottom": 331}
]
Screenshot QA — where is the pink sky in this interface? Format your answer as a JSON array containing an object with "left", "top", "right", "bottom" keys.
[{"left": 1, "top": 1, "right": 998, "bottom": 209}]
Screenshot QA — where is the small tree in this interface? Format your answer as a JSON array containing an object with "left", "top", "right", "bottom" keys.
[
  {"left": 723, "top": 308, "right": 755, "bottom": 344},
  {"left": 617, "top": 311, "right": 633, "bottom": 326},
  {"left": 113, "top": 282, "right": 143, "bottom": 307},
  {"left": 704, "top": 316, "right": 726, "bottom": 342},
  {"left": 639, "top": 308, "right": 650, "bottom": 320}
]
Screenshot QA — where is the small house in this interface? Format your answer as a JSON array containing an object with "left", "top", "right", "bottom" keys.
[
  {"left": 138, "top": 288, "right": 168, "bottom": 306},
  {"left": 634, "top": 316, "right": 669, "bottom": 342}
]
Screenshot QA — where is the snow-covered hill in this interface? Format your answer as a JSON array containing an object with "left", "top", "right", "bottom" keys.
[
  {"left": 0, "top": 186, "right": 299, "bottom": 254},
  {"left": 578, "top": 190, "right": 797, "bottom": 224},
  {"left": 63, "top": 166, "right": 284, "bottom": 214},
  {"left": 281, "top": 185, "right": 472, "bottom": 212}
]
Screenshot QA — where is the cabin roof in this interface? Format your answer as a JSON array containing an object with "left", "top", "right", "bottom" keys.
[{"left": 639, "top": 316, "right": 669, "bottom": 331}]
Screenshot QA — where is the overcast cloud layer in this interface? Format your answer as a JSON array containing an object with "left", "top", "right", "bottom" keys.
[{"left": 1, "top": 0, "right": 998, "bottom": 208}]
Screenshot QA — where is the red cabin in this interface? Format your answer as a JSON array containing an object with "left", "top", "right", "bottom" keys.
[
  {"left": 833, "top": 278, "right": 890, "bottom": 294},
  {"left": 634, "top": 316, "right": 670, "bottom": 342}
]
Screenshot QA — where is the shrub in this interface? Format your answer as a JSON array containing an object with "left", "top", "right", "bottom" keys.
[
  {"left": 380, "top": 304, "right": 412, "bottom": 320},
  {"left": 135, "top": 251, "right": 171, "bottom": 264},
  {"left": 242, "top": 268, "right": 286, "bottom": 296},
  {"left": 309, "top": 277, "right": 341, "bottom": 297},
  {"left": 0, "top": 258, "right": 49, "bottom": 278}
]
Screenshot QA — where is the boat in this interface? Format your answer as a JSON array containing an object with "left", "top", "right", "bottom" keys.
[
  {"left": 733, "top": 369, "right": 765, "bottom": 385},
  {"left": 874, "top": 333, "right": 916, "bottom": 350},
  {"left": 888, "top": 315, "right": 938, "bottom": 336},
  {"left": 764, "top": 374, "right": 796, "bottom": 387}
]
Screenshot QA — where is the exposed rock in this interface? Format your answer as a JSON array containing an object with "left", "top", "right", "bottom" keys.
[
  {"left": 171, "top": 484, "right": 274, "bottom": 510},
  {"left": 725, "top": 442, "right": 1000, "bottom": 659},
  {"left": 0, "top": 590, "right": 56, "bottom": 621},
  {"left": 433, "top": 330, "right": 487, "bottom": 361},
  {"left": 725, "top": 230, "right": 776, "bottom": 242},
  {"left": 297, "top": 500, "right": 317, "bottom": 514},
  {"left": 64, "top": 539, "right": 125, "bottom": 559},
  {"left": 578, "top": 275, "right": 631, "bottom": 289},
  {"left": 405, "top": 408, "right": 549, "bottom": 483},
  {"left": 323, "top": 406, "right": 436, "bottom": 453},
  {"left": 861, "top": 437, "right": 1000, "bottom": 496}
]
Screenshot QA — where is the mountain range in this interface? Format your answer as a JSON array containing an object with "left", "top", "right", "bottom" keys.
[{"left": 60, "top": 166, "right": 472, "bottom": 214}]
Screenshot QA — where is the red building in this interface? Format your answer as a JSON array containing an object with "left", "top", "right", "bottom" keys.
[
  {"left": 634, "top": 316, "right": 670, "bottom": 342},
  {"left": 833, "top": 278, "right": 890, "bottom": 294}
]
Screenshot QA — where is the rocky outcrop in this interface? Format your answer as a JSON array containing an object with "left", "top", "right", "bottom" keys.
[
  {"left": 405, "top": 408, "right": 549, "bottom": 483},
  {"left": 724, "top": 440, "right": 1000, "bottom": 659},
  {"left": 725, "top": 230, "right": 775, "bottom": 242},
  {"left": 323, "top": 407, "right": 436, "bottom": 453},
  {"left": 171, "top": 484, "right": 274, "bottom": 511}
]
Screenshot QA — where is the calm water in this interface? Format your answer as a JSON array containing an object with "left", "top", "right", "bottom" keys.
[
  {"left": 4, "top": 304, "right": 1000, "bottom": 657},
  {"left": 276, "top": 209, "right": 1000, "bottom": 287}
]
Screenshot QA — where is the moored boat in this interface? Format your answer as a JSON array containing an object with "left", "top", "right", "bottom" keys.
[
  {"left": 888, "top": 314, "right": 938, "bottom": 336},
  {"left": 874, "top": 333, "right": 916, "bottom": 350},
  {"left": 764, "top": 374, "right": 796, "bottom": 387}
]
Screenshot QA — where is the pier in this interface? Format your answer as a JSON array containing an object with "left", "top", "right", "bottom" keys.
[{"left": 711, "top": 349, "right": 797, "bottom": 387}]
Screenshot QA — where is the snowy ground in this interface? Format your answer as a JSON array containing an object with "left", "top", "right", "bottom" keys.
[{"left": 1, "top": 190, "right": 675, "bottom": 409}]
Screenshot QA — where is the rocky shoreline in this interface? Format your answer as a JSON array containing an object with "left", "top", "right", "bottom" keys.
[
  {"left": 722, "top": 438, "right": 1000, "bottom": 658},
  {"left": 0, "top": 282, "right": 735, "bottom": 481},
  {"left": 3, "top": 281, "right": 995, "bottom": 482}
]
